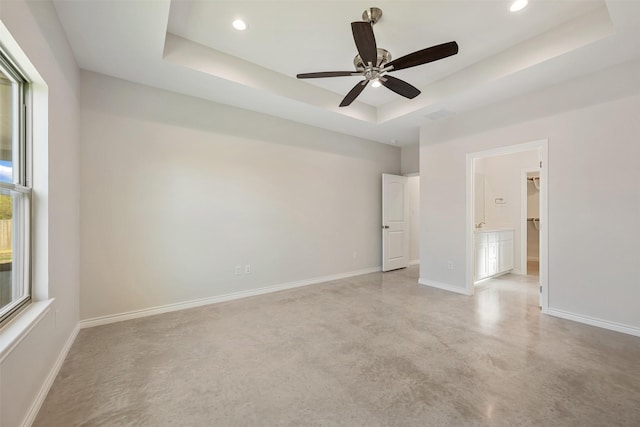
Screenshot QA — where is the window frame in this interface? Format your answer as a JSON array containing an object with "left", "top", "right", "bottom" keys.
[{"left": 0, "top": 46, "right": 32, "bottom": 325}]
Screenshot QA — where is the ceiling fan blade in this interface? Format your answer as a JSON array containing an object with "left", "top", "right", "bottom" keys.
[
  {"left": 381, "top": 75, "right": 420, "bottom": 99},
  {"left": 340, "top": 80, "right": 368, "bottom": 107},
  {"left": 351, "top": 21, "right": 378, "bottom": 66},
  {"left": 297, "top": 71, "right": 359, "bottom": 79},
  {"left": 386, "top": 41, "right": 458, "bottom": 72}
]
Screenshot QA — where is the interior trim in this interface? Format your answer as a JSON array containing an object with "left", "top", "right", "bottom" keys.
[
  {"left": 0, "top": 299, "right": 53, "bottom": 363},
  {"left": 545, "top": 308, "right": 640, "bottom": 338},
  {"left": 80, "top": 267, "right": 382, "bottom": 329},
  {"left": 20, "top": 324, "right": 80, "bottom": 427},
  {"left": 418, "top": 278, "right": 471, "bottom": 296}
]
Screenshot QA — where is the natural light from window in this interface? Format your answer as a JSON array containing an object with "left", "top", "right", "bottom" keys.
[{"left": 0, "top": 52, "right": 31, "bottom": 324}]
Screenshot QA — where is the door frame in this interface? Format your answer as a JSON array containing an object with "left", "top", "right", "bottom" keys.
[
  {"left": 405, "top": 173, "right": 420, "bottom": 266},
  {"left": 465, "top": 139, "right": 549, "bottom": 311}
]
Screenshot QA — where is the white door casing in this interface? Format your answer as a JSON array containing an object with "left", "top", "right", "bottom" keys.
[{"left": 382, "top": 174, "right": 409, "bottom": 272}]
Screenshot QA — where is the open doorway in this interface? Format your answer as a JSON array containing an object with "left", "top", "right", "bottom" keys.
[
  {"left": 522, "top": 170, "right": 541, "bottom": 276},
  {"left": 466, "top": 140, "right": 548, "bottom": 310}
]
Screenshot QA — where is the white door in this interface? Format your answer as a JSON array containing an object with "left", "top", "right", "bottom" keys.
[{"left": 382, "top": 174, "right": 409, "bottom": 272}]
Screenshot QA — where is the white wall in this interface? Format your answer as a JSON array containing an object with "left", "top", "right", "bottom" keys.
[
  {"left": 407, "top": 176, "right": 420, "bottom": 264},
  {"left": 475, "top": 150, "right": 539, "bottom": 273},
  {"left": 420, "top": 60, "right": 640, "bottom": 333},
  {"left": 0, "top": 1, "right": 80, "bottom": 426},
  {"left": 80, "top": 71, "right": 400, "bottom": 321},
  {"left": 401, "top": 143, "right": 419, "bottom": 175}
]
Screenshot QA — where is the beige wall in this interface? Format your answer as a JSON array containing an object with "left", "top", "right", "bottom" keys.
[
  {"left": 401, "top": 143, "right": 419, "bottom": 175},
  {"left": 0, "top": 1, "right": 80, "bottom": 425},
  {"left": 80, "top": 71, "right": 400, "bottom": 321},
  {"left": 420, "top": 60, "right": 640, "bottom": 333}
]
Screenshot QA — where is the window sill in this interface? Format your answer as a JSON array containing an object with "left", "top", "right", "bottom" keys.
[{"left": 0, "top": 298, "right": 54, "bottom": 363}]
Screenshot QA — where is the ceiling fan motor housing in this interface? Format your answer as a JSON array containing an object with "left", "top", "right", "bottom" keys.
[{"left": 353, "top": 48, "right": 391, "bottom": 70}]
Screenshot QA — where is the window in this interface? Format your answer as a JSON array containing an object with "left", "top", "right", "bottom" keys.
[{"left": 0, "top": 48, "right": 30, "bottom": 324}]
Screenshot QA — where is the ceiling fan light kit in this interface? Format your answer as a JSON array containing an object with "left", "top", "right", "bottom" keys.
[
  {"left": 232, "top": 19, "right": 247, "bottom": 31},
  {"left": 510, "top": 0, "right": 529, "bottom": 13},
  {"left": 296, "top": 7, "right": 459, "bottom": 107}
]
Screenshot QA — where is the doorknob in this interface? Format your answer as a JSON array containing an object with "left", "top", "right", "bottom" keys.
[{"left": 382, "top": 225, "right": 389, "bottom": 229}]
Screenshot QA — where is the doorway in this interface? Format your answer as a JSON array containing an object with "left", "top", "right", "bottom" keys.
[
  {"left": 521, "top": 169, "right": 541, "bottom": 276},
  {"left": 466, "top": 140, "right": 548, "bottom": 310}
]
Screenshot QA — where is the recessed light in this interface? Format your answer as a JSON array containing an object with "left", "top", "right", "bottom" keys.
[
  {"left": 510, "top": 0, "right": 528, "bottom": 12},
  {"left": 232, "top": 19, "right": 247, "bottom": 31},
  {"left": 371, "top": 79, "right": 382, "bottom": 88}
]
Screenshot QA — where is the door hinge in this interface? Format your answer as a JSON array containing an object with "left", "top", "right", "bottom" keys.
[
  {"left": 539, "top": 161, "right": 542, "bottom": 168},
  {"left": 539, "top": 285, "right": 542, "bottom": 293}
]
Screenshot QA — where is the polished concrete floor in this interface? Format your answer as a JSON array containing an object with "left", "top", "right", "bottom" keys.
[{"left": 35, "top": 266, "right": 640, "bottom": 426}]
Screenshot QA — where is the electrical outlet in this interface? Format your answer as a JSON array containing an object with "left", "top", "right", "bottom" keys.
[
  {"left": 235, "top": 265, "right": 242, "bottom": 275},
  {"left": 447, "top": 261, "right": 454, "bottom": 270},
  {"left": 244, "top": 264, "right": 251, "bottom": 274}
]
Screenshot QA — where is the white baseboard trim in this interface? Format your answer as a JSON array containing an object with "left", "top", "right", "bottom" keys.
[
  {"left": 80, "top": 267, "right": 381, "bottom": 329},
  {"left": 408, "top": 259, "right": 420, "bottom": 266},
  {"left": 22, "top": 324, "right": 80, "bottom": 427},
  {"left": 418, "top": 278, "right": 471, "bottom": 296},
  {"left": 545, "top": 308, "right": 640, "bottom": 337}
]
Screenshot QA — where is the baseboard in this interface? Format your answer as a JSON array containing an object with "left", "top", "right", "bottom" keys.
[
  {"left": 21, "top": 324, "right": 80, "bottom": 427},
  {"left": 80, "top": 267, "right": 381, "bottom": 329},
  {"left": 545, "top": 308, "right": 640, "bottom": 337},
  {"left": 408, "top": 259, "right": 420, "bottom": 266},
  {"left": 418, "top": 278, "right": 471, "bottom": 296}
]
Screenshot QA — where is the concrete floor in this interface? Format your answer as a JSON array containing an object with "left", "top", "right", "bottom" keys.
[{"left": 35, "top": 266, "right": 640, "bottom": 426}]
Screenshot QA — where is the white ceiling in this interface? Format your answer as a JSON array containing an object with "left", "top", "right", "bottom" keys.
[{"left": 52, "top": 0, "right": 640, "bottom": 146}]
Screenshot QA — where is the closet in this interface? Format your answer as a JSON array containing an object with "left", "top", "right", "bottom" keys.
[{"left": 526, "top": 174, "right": 540, "bottom": 274}]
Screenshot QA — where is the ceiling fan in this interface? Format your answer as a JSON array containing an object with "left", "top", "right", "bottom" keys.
[{"left": 296, "top": 7, "right": 459, "bottom": 107}]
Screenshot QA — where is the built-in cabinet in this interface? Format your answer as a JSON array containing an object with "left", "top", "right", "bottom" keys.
[{"left": 475, "top": 229, "right": 514, "bottom": 282}]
